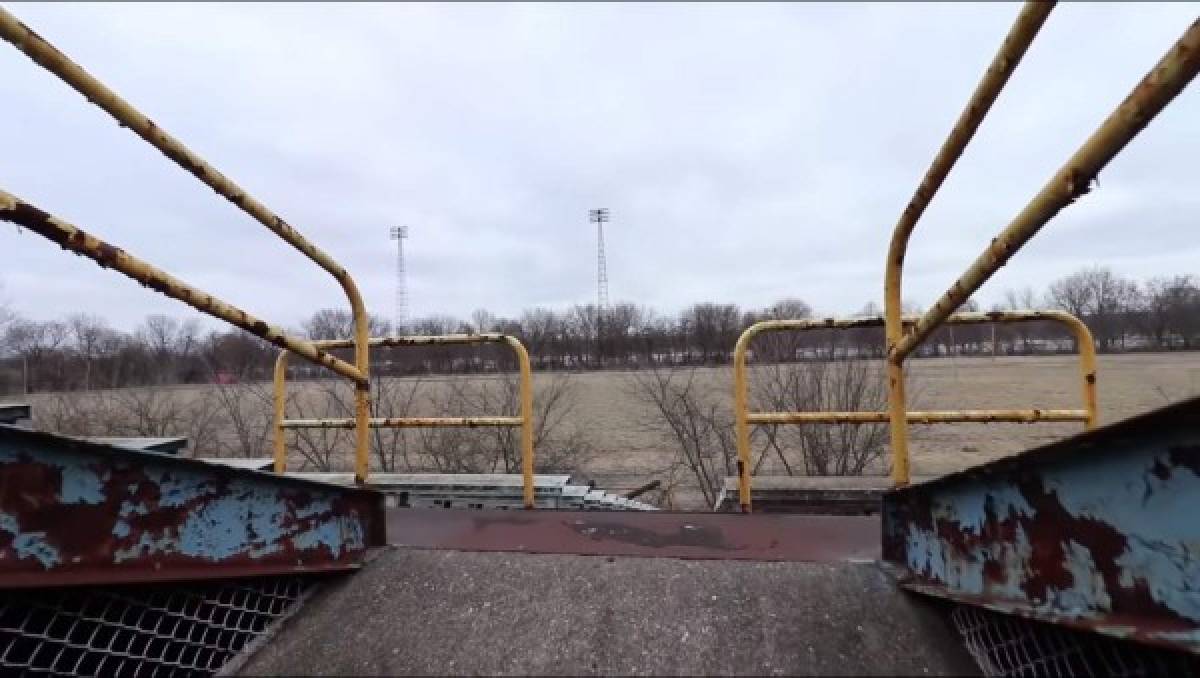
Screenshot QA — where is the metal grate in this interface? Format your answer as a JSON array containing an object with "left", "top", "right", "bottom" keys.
[
  {"left": 0, "top": 577, "right": 315, "bottom": 677},
  {"left": 951, "top": 604, "right": 1200, "bottom": 678}
]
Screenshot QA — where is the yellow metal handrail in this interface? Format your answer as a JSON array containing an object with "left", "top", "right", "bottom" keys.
[
  {"left": 0, "top": 6, "right": 373, "bottom": 478},
  {"left": 273, "top": 334, "right": 537, "bottom": 509},
  {"left": 733, "top": 311, "right": 1097, "bottom": 512},
  {"left": 0, "top": 192, "right": 355, "bottom": 379},
  {"left": 882, "top": 4, "right": 1199, "bottom": 485}
]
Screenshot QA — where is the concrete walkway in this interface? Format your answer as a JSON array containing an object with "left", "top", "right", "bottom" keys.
[{"left": 239, "top": 548, "right": 977, "bottom": 676}]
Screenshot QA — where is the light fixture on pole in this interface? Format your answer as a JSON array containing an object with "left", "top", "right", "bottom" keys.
[
  {"left": 588, "top": 208, "right": 610, "bottom": 311},
  {"left": 390, "top": 225, "right": 409, "bottom": 337}
]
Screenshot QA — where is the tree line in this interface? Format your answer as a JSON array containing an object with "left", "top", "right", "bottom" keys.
[{"left": 1, "top": 265, "right": 1198, "bottom": 394}]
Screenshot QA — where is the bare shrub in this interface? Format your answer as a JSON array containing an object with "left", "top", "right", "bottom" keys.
[
  {"left": 629, "top": 359, "right": 897, "bottom": 507},
  {"left": 527, "top": 374, "right": 595, "bottom": 473},
  {"left": 417, "top": 373, "right": 594, "bottom": 474},
  {"left": 31, "top": 386, "right": 223, "bottom": 457},
  {"left": 286, "top": 380, "right": 352, "bottom": 472},
  {"left": 370, "top": 376, "right": 424, "bottom": 472},
  {"left": 626, "top": 367, "right": 741, "bottom": 507},
  {"left": 753, "top": 360, "right": 889, "bottom": 476},
  {"left": 208, "top": 379, "right": 276, "bottom": 458},
  {"left": 31, "top": 391, "right": 118, "bottom": 437}
]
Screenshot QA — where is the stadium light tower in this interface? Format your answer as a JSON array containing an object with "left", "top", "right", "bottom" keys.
[
  {"left": 390, "top": 225, "right": 409, "bottom": 337},
  {"left": 588, "top": 208, "right": 610, "bottom": 311}
]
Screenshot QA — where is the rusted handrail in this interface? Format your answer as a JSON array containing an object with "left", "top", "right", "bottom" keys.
[
  {"left": 0, "top": 7, "right": 373, "bottom": 476},
  {"left": 750, "top": 410, "right": 1088, "bottom": 425},
  {"left": 883, "top": 9, "right": 1200, "bottom": 485},
  {"left": 882, "top": 1, "right": 1055, "bottom": 487},
  {"left": 733, "top": 311, "right": 1097, "bottom": 512},
  {"left": 273, "top": 334, "right": 536, "bottom": 508},
  {"left": 0, "top": 190, "right": 359, "bottom": 380}
]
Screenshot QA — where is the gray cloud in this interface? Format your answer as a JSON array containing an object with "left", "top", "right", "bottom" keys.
[{"left": 2, "top": 2, "right": 1197, "bottom": 330}]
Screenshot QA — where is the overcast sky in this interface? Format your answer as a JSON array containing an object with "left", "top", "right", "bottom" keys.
[{"left": 2, "top": 3, "right": 1197, "bottom": 332}]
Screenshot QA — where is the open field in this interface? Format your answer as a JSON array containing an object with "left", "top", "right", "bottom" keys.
[
  {"left": 561, "top": 352, "right": 1200, "bottom": 494},
  {"left": 24, "top": 352, "right": 1200, "bottom": 508}
]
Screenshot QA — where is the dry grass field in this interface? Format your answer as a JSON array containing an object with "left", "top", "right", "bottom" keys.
[
  {"left": 26, "top": 352, "right": 1200, "bottom": 508},
  {"left": 566, "top": 352, "right": 1200, "bottom": 492}
]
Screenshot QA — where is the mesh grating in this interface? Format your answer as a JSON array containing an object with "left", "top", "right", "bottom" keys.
[
  {"left": 951, "top": 604, "right": 1200, "bottom": 678},
  {"left": 0, "top": 576, "right": 315, "bottom": 677}
]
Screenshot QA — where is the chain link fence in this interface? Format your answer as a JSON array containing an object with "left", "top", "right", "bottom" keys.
[
  {"left": 1, "top": 576, "right": 316, "bottom": 677},
  {"left": 952, "top": 604, "right": 1200, "bottom": 677}
]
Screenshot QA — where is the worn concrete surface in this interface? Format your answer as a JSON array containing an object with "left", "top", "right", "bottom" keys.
[{"left": 239, "top": 548, "right": 977, "bottom": 676}]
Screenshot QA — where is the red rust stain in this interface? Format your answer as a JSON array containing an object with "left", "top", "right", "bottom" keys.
[
  {"left": 1, "top": 447, "right": 375, "bottom": 581},
  {"left": 566, "top": 520, "right": 736, "bottom": 551},
  {"left": 919, "top": 471, "right": 1194, "bottom": 626}
]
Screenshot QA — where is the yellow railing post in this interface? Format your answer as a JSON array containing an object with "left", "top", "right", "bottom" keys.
[
  {"left": 883, "top": 1, "right": 1056, "bottom": 487},
  {"left": 733, "top": 327, "right": 758, "bottom": 513},
  {"left": 273, "top": 351, "right": 290, "bottom": 473},
  {"left": 354, "top": 341, "right": 371, "bottom": 485},
  {"left": 1054, "top": 311, "right": 1099, "bottom": 430},
  {"left": 505, "top": 336, "right": 536, "bottom": 509}
]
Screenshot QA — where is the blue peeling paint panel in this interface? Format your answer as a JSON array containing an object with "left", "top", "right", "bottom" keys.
[
  {"left": 883, "top": 397, "right": 1200, "bottom": 655},
  {"left": 0, "top": 425, "right": 384, "bottom": 588}
]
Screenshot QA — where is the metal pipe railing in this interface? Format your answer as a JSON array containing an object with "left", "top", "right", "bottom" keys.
[
  {"left": 733, "top": 310, "right": 1097, "bottom": 512},
  {"left": 0, "top": 190, "right": 358, "bottom": 381},
  {"left": 894, "top": 21, "right": 1200, "bottom": 359},
  {"left": 281, "top": 417, "right": 524, "bottom": 429},
  {"left": 0, "top": 6, "right": 373, "bottom": 480},
  {"left": 883, "top": 1, "right": 1056, "bottom": 487},
  {"left": 273, "top": 334, "right": 536, "bottom": 508},
  {"left": 883, "top": 9, "right": 1200, "bottom": 485},
  {"left": 748, "top": 410, "right": 1088, "bottom": 425}
]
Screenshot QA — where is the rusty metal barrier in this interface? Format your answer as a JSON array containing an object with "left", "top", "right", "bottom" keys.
[
  {"left": 881, "top": 5, "right": 1199, "bottom": 486},
  {"left": 0, "top": 7, "right": 373, "bottom": 479},
  {"left": 273, "top": 334, "right": 537, "bottom": 509},
  {"left": 733, "top": 311, "right": 1097, "bottom": 512}
]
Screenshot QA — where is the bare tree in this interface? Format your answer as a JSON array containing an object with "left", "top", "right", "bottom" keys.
[
  {"left": 682, "top": 303, "right": 741, "bottom": 364},
  {"left": 286, "top": 381, "right": 352, "bottom": 471},
  {"left": 4, "top": 319, "right": 69, "bottom": 392},
  {"left": 1001, "top": 287, "right": 1038, "bottom": 353},
  {"left": 1047, "top": 266, "right": 1139, "bottom": 350},
  {"left": 67, "top": 313, "right": 112, "bottom": 391},
  {"left": 369, "top": 376, "right": 424, "bottom": 472},
  {"left": 137, "top": 315, "right": 191, "bottom": 384},
  {"left": 626, "top": 367, "right": 739, "bottom": 507},
  {"left": 416, "top": 373, "right": 594, "bottom": 474},
  {"left": 750, "top": 297, "right": 814, "bottom": 363},
  {"left": 208, "top": 379, "right": 275, "bottom": 458},
  {"left": 304, "top": 308, "right": 390, "bottom": 340},
  {"left": 471, "top": 308, "right": 496, "bottom": 334},
  {"left": 1143, "top": 276, "right": 1200, "bottom": 349},
  {"left": 520, "top": 307, "right": 558, "bottom": 369},
  {"left": 0, "top": 283, "right": 15, "bottom": 346},
  {"left": 768, "top": 298, "right": 813, "bottom": 320},
  {"left": 34, "top": 385, "right": 221, "bottom": 455}
]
